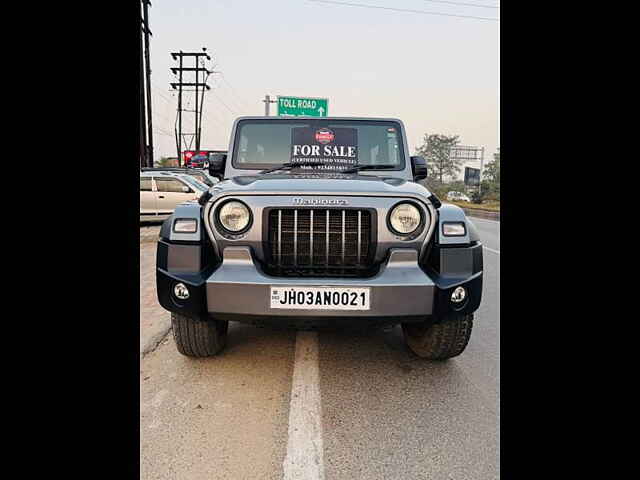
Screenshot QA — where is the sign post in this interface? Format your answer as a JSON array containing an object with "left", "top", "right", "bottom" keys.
[{"left": 277, "top": 96, "right": 328, "bottom": 117}]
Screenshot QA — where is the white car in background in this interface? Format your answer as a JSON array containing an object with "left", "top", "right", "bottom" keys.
[
  {"left": 446, "top": 191, "right": 471, "bottom": 202},
  {"left": 140, "top": 171, "right": 208, "bottom": 222}
]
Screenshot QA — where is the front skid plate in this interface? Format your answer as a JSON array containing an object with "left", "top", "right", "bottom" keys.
[{"left": 206, "top": 246, "right": 435, "bottom": 317}]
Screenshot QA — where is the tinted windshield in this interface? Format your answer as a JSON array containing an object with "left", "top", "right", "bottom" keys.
[{"left": 232, "top": 119, "right": 405, "bottom": 171}]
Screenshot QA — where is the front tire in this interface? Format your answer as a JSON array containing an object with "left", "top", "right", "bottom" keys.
[
  {"left": 402, "top": 313, "right": 473, "bottom": 360},
  {"left": 171, "top": 312, "right": 228, "bottom": 357}
]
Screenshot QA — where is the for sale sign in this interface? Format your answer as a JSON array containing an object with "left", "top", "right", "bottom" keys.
[{"left": 290, "top": 127, "right": 358, "bottom": 171}]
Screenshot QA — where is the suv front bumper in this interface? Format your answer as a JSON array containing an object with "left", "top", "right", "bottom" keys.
[{"left": 157, "top": 244, "right": 482, "bottom": 325}]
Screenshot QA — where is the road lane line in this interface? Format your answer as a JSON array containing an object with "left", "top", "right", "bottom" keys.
[
  {"left": 283, "top": 331, "right": 325, "bottom": 480},
  {"left": 468, "top": 216, "right": 500, "bottom": 224},
  {"left": 483, "top": 246, "right": 500, "bottom": 255}
]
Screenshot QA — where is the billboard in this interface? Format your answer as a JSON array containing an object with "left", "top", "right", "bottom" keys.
[{"left": 464, "top": 167, "right": 481, "bottom": 186}]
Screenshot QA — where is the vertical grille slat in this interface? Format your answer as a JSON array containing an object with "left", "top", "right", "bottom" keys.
[
  {"left": 277, "top": 209, "right": 282, "bottom": 267},
  {"left": 293, "top": 210, "right": 298, "bottom": 266},
  {"left": 341, "top": 210, "right": 346, "bottom": 268},
  {"left": 267, "top": 208, "right": 375, "bottom": 278},
  {"left": 357, "top": 210, "right": 362, "bottom": 266},
  {"left": 310, "top": 210, "right": 314, "bottom": 266},
  {"left": 325, "top": 210, "right": 329, "bottom": 268}
]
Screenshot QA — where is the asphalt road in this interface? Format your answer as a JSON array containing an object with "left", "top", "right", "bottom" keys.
[{"left": 140, "top": 217, "right": 500, "bottom": 480}]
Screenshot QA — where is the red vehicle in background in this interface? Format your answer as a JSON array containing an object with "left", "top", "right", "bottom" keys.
[{"left": 183, "top": 150, "right": 227, "bottom": 168}]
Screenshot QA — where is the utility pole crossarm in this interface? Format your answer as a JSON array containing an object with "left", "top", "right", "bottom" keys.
[
  {"left": 171, "top": 67, "right": 212, "bottom": 74},
  {"left": 171, "top": 52, "right": 211, "bottom": 60},
  {"left": 170, "top": 83, "right": 211, "bottom": 90}
]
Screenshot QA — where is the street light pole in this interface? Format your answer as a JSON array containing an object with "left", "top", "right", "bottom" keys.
[{"left": 263, "top": 94, "right": 277, "bottom": 116}]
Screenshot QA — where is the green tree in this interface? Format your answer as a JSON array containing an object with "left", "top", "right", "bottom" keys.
[
  {"left": 447, "top": 180, "right": 468, "bottom": 194},
  {"left": 415, "top": 133, "right": 462, "bottom": 184},
  {"left": 483, "top": 149, "right": 500, "bottom": 183}
]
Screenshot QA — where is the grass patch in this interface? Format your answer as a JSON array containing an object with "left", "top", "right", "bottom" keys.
[{"left": 446, "top": 200, "right": 501, "bottom": 212}]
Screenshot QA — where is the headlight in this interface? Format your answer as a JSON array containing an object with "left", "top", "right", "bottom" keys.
[
  {"left": 389, "top": 203, "right": 422, "bottom": 235},
  {"left": 218, "top": 200, "right": 251, "bottom": 233}
]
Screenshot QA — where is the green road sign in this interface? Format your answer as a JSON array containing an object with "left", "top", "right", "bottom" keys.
[{"left": 277, "top": 96, "right": 328, "bottom": 117}]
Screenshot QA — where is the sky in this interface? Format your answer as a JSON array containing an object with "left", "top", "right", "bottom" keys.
[{"left": 146, "top": 0, "right": 500, "bottom": 178}]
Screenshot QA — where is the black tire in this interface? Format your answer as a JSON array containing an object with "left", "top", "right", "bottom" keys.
[
  {"left": 402, "top": 313, "right": 473, "bottom": 360},
  {"left": 171, "top": 312, "right": 228, "bottom": 357}
]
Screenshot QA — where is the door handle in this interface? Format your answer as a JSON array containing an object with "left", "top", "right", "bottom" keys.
[{"left": 158, "top": 195, "right": 165, "bottom": 199}]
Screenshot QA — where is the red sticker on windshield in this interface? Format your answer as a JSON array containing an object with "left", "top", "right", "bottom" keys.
[{"left": 315, "top": 128, "right": 335, "bottom": 144}]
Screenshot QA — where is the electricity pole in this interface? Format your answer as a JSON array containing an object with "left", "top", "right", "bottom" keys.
[
  {"left": 170, "top": 49, "right": 211, "bottom": 166},
  {"left": 139, "top": 2, "right": 147, "bottom": 168},
  {"left": 141, "top": 0, "right": 154, "bottom": 167},
  {"left": 263, "top": 94, "right": 277, "bottom": 116}
]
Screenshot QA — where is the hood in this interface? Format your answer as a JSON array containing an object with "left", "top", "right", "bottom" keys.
[{"left": 207, "top": 173, "right": 432, "bottom": 198}]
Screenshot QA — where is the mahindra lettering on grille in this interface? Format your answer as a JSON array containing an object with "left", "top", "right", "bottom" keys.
[
  {"left": 293, "top": 198, "right": 349, "bottom": 206},
  {"left": 265, "top": 208, "right": 376, "bottom": 278}
]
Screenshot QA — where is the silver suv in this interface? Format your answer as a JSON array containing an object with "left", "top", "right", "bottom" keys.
[{"left": 156, "top": 117, "right": 483, "bottom": 360}]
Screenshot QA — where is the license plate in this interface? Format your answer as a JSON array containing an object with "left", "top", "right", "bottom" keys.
[{"left": 270, "top": 286, "right": 370, "bottom": 310}]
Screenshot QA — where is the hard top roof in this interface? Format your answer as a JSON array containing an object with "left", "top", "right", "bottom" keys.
[{"left": 233, "top": 116, "right": 403, "bottom": 122}]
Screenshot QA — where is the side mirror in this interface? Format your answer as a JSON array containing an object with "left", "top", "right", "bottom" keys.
[
  {"left": 181, "top": 186, "right": 190, "bottom": 193},
  {"left": 410, "top": 156, "right": 427, "bottom": 181},
  {"left": 208, "top": 153, "right": 227, "bottom": 179}
]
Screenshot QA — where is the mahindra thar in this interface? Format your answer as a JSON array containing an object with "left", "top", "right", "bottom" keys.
[{"left": 156, "top": 117, "right": 483, "bottom": 360}]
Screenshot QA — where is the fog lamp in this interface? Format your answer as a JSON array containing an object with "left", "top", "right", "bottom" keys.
[
  {"left": 174, "top": 283, "right": 190, "bottom": 300},
  {"left": 451, "top": 286, "right": 466, "bottom": 304}
]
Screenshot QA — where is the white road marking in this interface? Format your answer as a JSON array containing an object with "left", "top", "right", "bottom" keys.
[
  {"left": 483, "top": 246, "right": 500, "bottom": 255},
  {"left": 469, "top": 216, "right": 500, "bottom": 225},
  {"left": 283, "top": 331, "right": 325, "bottom": 480}
]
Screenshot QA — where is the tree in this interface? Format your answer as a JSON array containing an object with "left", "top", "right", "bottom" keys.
[
  {"left": 156, "top": 156, "right": 178, "bottom": 167},
  {"left": 415, "top": 133, "right": 462, "bottom": 184},
  {"left": 483, "top": 149, "right": 500, "bottom": 184}
]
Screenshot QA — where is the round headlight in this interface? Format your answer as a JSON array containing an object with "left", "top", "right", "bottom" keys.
[
  {"left": 389, "top": 203, "right": 422, "bottom": 235},
  {"left": 218, "top": 201, "right": 251, "bottom": 233}
]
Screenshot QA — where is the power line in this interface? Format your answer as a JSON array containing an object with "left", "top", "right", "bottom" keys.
[
  {"left": 151, "top": 84, "right": 174, "bottom": 103},
  {"left": 154, "top": 129, "right": 174, "bottom": 137},
  {"left": 417, "top": 0, "right": 499, "bottom": 9},
  {"left": 210, "top": 89, "right": 238, "bottom": 115},
  {"left": 219, "top": 74, "right": 251, "bottom": 109},
  {"left": 152, "top": 110, "right": 174, "bottom": 125},
  {"left": 211, "top": 79, "right": 248, "bottom": 114},
  {"left": 307, "top": 0, "right": 500, "bottom": 21}
]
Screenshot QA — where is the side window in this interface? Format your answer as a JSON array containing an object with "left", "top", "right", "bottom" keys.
[
  {"left": 140, "top": 178, "right": 153, "bottom": 192},
  {"left": 155, "top": 178, "right": 189, "bottom": 193}
]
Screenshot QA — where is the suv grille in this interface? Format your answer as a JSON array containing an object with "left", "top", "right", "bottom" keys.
[{"left": 265, "top": 208, "right": 376, "bottom": 277}]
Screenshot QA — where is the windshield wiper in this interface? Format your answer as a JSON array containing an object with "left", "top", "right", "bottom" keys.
[
  {"left": 259, "top": 161, "right": 329, "bottom": 175},
  {"left": 340, "top": 165, "right": 397, "bottom": 174}
]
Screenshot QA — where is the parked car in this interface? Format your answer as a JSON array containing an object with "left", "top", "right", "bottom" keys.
[
  {"left": 140, "top": 171, "right": 208, "bottom": 222},
  {"left": 142, "top": 167, "right": 218, "bottom": 187},
  {"left": 187, "top": 154, "right": 209, "bottom": 169},
  {"left": 156, "top": 116, "right": 483, "bottom": 361},
  {"left": 446, "top": 191, "right": 471, "bottom": 202}
]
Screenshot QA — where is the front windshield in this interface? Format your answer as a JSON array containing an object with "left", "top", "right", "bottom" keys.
[
  {"left": 232, "top": 119, "right": 405, "bottom": 171},
  {"left": 179, "top": 175, "right": 208, "bottom": 191},
  {"left": 188, "top": 172, "right": 212, "bottom": 186}
]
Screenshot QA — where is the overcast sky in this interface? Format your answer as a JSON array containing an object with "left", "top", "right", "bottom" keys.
[{"left": 147, "top": 0, "right": 499, "bottom": 176}]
